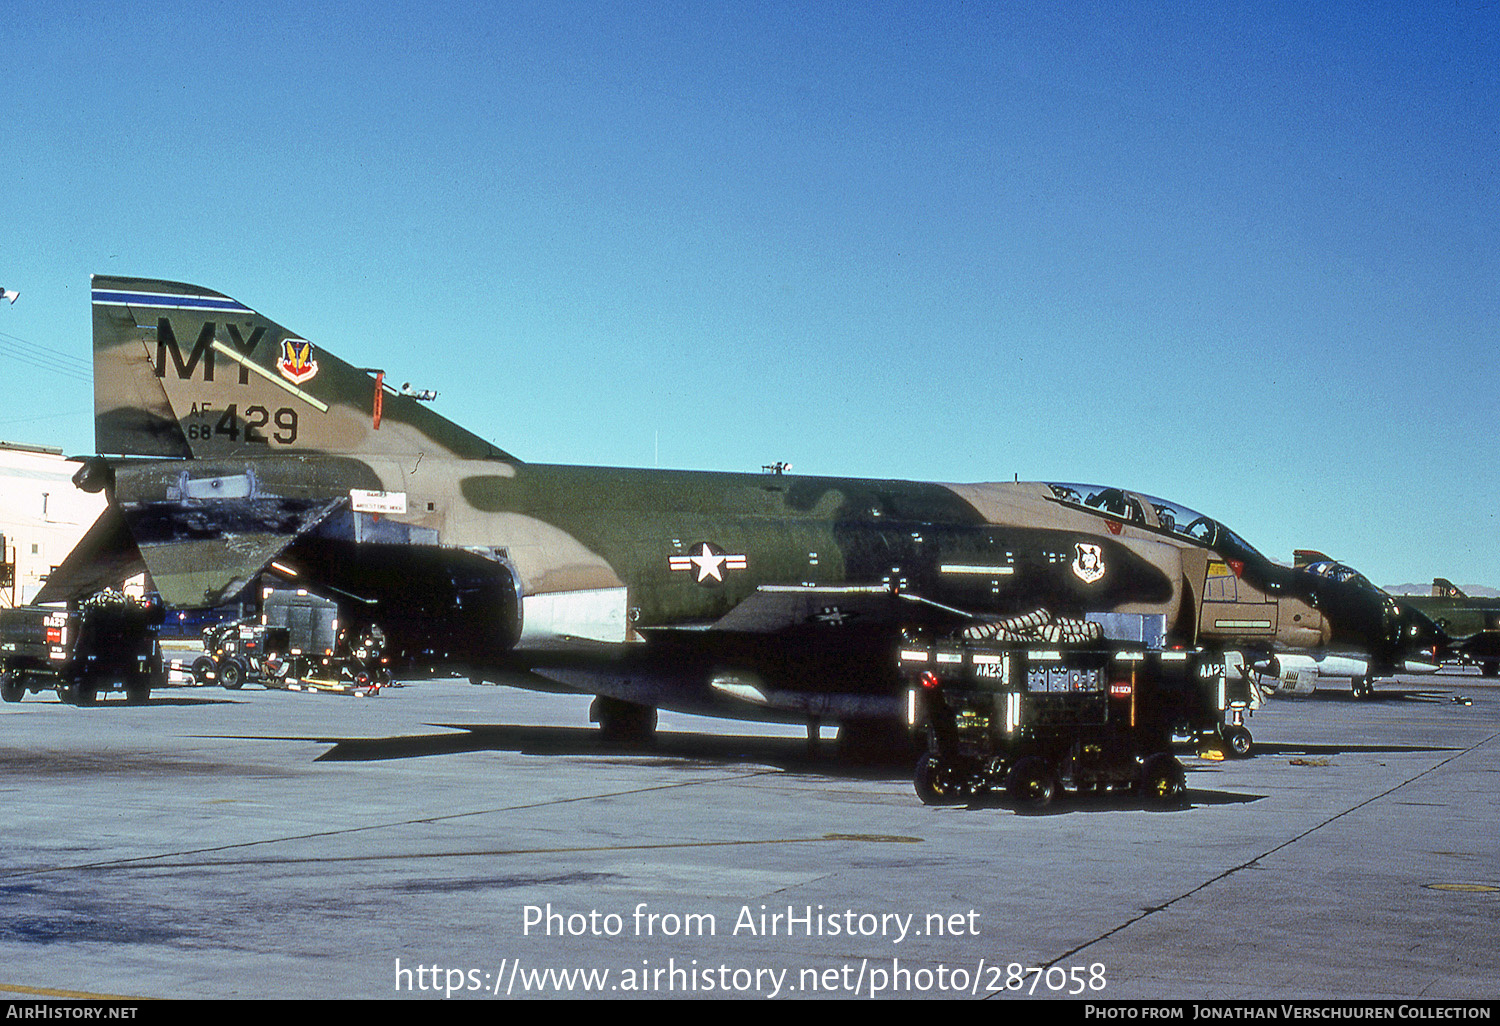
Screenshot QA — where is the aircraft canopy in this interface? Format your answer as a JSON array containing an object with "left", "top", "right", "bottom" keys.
[{"left": 1045, "top": 483, "right": 1266, "bottom": 564}]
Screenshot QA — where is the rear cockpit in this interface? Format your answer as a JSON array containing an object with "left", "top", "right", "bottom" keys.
[{"left": 1301, "top": 559, "right": 1382, "bottom": 594}]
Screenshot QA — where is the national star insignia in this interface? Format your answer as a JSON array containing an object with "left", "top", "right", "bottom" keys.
[{"left": 668, "top": 542, "right": 748, "bottom": 584}]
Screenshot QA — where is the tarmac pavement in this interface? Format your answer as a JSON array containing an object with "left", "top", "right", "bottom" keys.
[{"left": 0, "top": 668, "right": 1495, "bottom": 1001}]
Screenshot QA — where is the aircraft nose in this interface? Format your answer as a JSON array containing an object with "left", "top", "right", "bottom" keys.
[
  {"left": 1398, "top": 604, "right": 1449, "bottom": 660},
  {"left": 1378, "top": 594, "right": 1433, "bottom": 663},
  {"left": 1380, "top": 595, "right": 1402, "bottom": 650}
]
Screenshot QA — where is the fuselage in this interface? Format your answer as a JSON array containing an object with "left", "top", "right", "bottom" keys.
[{"left": 104, "top": 454, "right": 1394, "bottom": 666}]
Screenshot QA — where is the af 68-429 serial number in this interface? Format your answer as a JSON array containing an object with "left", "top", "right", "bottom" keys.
[{"left": 184, "top": 404, "right": 299, "bottom": 444}]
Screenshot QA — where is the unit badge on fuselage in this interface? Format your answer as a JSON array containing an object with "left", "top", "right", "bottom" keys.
[
  {"left": 278, "top": 338, "right": 319, "bottom": 384},
  {"left": 669, "top": 542, "right": 748, "bottom": 585},
  {"left": 1073, "top": 542, "right": 1106, "bottom": 584}
]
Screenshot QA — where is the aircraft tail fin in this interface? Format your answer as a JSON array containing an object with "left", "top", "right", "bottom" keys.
[
  {"left": 1432, "top": 578, "right": 1467, "bottom": 599},
  {"left": 91, "top": 276, "right": 513, "bottom": 461},
  {"left": 1293, "top": 549, "right": 1334, "bottom": 568}
]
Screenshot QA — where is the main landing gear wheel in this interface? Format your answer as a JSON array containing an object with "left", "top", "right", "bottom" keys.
[
  {"left": 1005, "top": 756, "right": 1057, "bottom": 809},
  {"left": 590, "top": 696, "right": 658, "bottom": 746},
  {"left": 1140, "top": 753, "right": 1187, "bottom": 807},
  {"left": 1, "top": 672, "right": 22, "bottom": 704},
  {"left": 913, "top": 755, "right": 968, "bottom": 806},
  {"left": 1220, "top": 724, "right": 1253, "bottom": 758}
]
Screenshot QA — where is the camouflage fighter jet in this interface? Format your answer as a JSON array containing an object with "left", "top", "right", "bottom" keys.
[
  {"left": 1401, "top": 579, "right": 1500, "bottom": 677},
  {"left": 41, "top": 277, "right": 1445, "bottom": 741},
  {"left": 1241, "top": 552, "right": 1452, "bottom": 697},
  {"left": 1296, "top": 571, "right": 1498, "bottom": 682}
]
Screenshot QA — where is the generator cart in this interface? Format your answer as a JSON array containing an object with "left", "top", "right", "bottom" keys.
[
  {"left": 193, "top": 619, "right": 292, "bottom": 689},
  {"left": 901, "top": 634, "right": 1249, "bottom": 808},
  {"left": 0, "top": 591, "right": 165, "bottom": 705},
  {"left": 192, "top": 589, "right": 390, "bottom": 695}
]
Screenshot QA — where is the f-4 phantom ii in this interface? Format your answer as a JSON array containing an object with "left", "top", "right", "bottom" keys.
[
  {"left": 1381, "top": 578, "right": 1500, "bottom": 679},
  {"left": 1250, "top": 552, "right": 1449, "bottom": 698},
  {"left": 42, "top": 276, "right": 1445, "bottom": 743}
]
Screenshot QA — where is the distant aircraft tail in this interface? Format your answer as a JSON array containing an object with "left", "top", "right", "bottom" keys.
[
  {"left": 1293, "top": 549, "right": 1334, "bottom": 568},
  {"left": 1432, "top": 578, "right": 1468, "bottom": 599},
  {"left": 91, "top": 276, "right": 512, "bottom": 461}
]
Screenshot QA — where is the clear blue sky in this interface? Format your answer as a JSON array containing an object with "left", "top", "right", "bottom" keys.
[{"left": 2, "top": 1, "right": 1495, "bottom": 587}]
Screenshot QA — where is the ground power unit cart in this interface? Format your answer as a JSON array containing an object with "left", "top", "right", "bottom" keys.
[
  {"left": 901, "top": 635, "right": 1253, "bottom": 808},
  {"left": 192, "top": 589, "right": 392, "bottom": 695}
]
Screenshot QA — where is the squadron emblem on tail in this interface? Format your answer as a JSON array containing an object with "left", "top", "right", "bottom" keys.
[{"left": 278, "top": 338, "right": 319, "bottom": 384}]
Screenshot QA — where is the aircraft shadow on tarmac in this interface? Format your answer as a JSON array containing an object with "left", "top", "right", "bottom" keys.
[
  {"left": 296, "top": 721, "right": 1459, "bottom": 765},
  {"left": 307, "top": 722, "right": 912, "bottom": 779},
  {"left": 1247, "top": 741, "right": 1460, "bottom": 756},
  {"left": 13, "top": 694, "right": 250, "bottom": 708},
  {"left": 251, "top": 722, "right": 1277, "bottom": 814},
  {"left": 960, "top": 787, "right": 1266, "bottom": 816},
  {"left": 1269, "top": 686, "right": 1474, "bottom": 705},
  {"left": 131, "top": 696, "right": 248, "bottom": 707}
]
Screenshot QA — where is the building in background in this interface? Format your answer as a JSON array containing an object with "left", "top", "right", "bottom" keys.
[{"left": 0, "top": 441, "right": 107, "bottom": 607}]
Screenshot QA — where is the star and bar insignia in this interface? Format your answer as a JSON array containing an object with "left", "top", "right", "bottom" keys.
[{"left": 668, "top": 542, "right": 748, "bottom": 585}]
